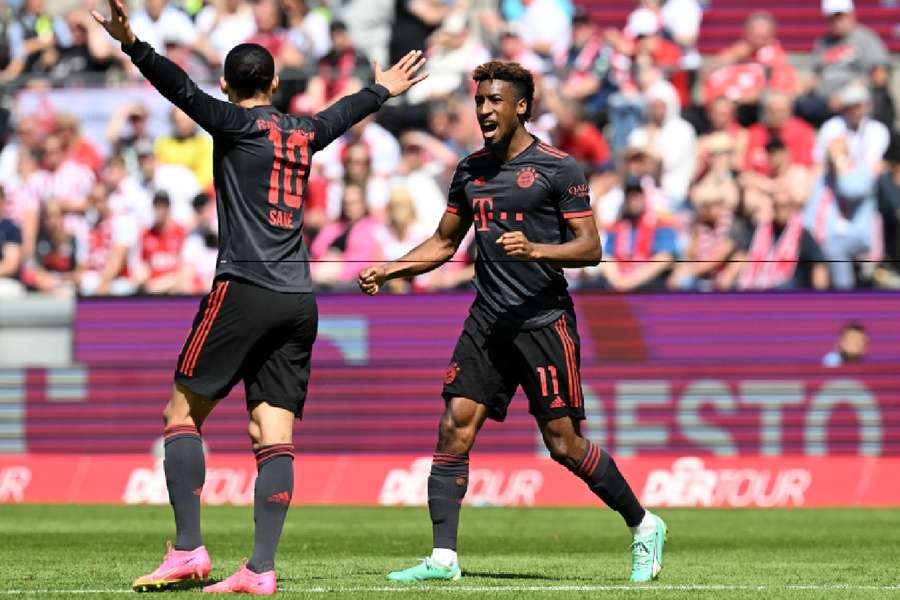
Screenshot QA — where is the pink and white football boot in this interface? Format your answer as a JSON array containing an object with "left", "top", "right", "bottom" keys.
[
  {"left": 132, "top": 542, "right": 212, "bottom": 592},
  {"left": 203, "top": 562, "right": 277, "bottom": 595}
]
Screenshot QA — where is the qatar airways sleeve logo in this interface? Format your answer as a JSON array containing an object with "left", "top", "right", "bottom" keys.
[
  {"left": 641, "top": 457, "right": 811, "bottom": 508},
  {"left": 568, "top": 184, "right": 590, "bottom": 197},
  {"left": 378, "top": 457, "right": 544, "bottom": 507}
]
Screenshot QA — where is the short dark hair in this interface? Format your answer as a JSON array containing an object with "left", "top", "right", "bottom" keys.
[
  {"left": 152, "top": 191, "right": 171, "bottom": 208},
  {"left": 330, "top": 20, "right": 347, "bottom": 34},
  {"left": 224, "top": 43, "right": 275, "bottom": 99},
  {"left": 472, "top": 61, "right": 535, "bottom": 122},
  {"left": 842, "top": 321, "right": 867, "bottom": 335}
]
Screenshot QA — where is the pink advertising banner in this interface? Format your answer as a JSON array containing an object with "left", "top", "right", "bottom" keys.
[{"left": 1, "top": 454, "right": 899, "bottom": 508}]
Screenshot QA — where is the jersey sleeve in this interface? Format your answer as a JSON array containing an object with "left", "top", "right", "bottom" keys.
[
  {"left": 445, "top": 165, "right": 472, "bottom": 218},
  {"left": 124, "top": 40, "right": 249, "bottom": 139},
  {"left": 553, "top": 158, "right": 593, "bottom": 219},
  {"left": 307, "top": 85, "right": 390, "bottom": 152}
]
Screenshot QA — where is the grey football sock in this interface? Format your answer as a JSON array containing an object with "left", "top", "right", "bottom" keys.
[
  {"left": 247, "top": 445, "right": 295, "bottom": 574},
  {"left": 163, "top": 424, "right": 205, "bottom": 551},
  {"left": 428, "top": 452, "right": 469, "bottom": 552}
]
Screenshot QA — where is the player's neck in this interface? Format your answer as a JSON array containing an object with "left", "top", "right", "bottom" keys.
[
  {"left": 489, "top": 127, "right": 534, "bottom": 163},
  {"left": 237, "top": 98, "right": 273, "bottom": 109}
]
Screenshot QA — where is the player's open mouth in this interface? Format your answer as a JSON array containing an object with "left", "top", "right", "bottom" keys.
[{"left": 480, "top": 122, "right": 498, "bottom": 136}]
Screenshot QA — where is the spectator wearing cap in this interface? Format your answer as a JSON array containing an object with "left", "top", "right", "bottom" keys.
[
  {"left": 804, "top": 83, "right": 888, "bottom": 289},
  {"left": 596, "top": 175, "right": 676, "bottom": 291},
  {"left": 745, "top": 91, "right": 816, "bottom": 175},
  {"left": 0, "top": 189, "right": 25, "bottom": 298},
  {"left": 136, "top": 192, "right": 187, "bottom": 294},
  {"left": 796, "top": 0, "right": 894, "bottom": 127},
  {"left": 129, "top": 0, "right": 199, "bottom": 57},
  {"left": 154, "top": 108, "right": 214, "bottom": 191},
  {"left": 627, "top": 80, "right": 696, "bottom": 210},
  {"left": 735, "top": 188, "right": 829, "bottom": 290},
  {"left": 293, "top": 21, "right": 371, "bottom": 115},
  {"left": 875, "top": 133, "right": 900, "bottom": 286},
  {"left": 704, "top": 11, "right": 797, "bottom": 107}
]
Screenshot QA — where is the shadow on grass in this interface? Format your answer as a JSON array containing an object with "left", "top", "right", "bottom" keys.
[{"left": 463, "top": 571, "right": 587, "bottom": 582}]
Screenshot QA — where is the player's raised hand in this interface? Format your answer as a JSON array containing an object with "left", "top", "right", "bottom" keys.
[
  {"left": 497, "top": 231, "right": 537, "bottom": 260},
  {"left": 90, "top": 0, "right": 136, "bottom": 46},
  {"left": 374, "top": 50, "right": 428, "bottom": 98},
  {"left": 358, "top": 265, "right": 388, "bottom": 296}
]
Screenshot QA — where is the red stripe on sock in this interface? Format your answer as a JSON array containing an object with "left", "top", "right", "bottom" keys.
[{"left": 580, "top": 444, "right": 601, "bottom": 477}]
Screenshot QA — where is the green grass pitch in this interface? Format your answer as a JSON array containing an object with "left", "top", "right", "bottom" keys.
[{"left": 1, "top": 505, "right": 898, "bottom": 599}]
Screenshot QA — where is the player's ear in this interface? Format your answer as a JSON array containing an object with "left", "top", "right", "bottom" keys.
[
  {"left": 516, "top": 97, "right": 527, "bottom": 118},
  {"left": 219, "top": 76, "right": 229, "bottom": 96},
  {"left": 270, "top": 75, "right": 279, "bottom": 96}
]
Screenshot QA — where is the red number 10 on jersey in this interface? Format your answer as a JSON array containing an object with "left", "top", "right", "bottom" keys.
[{"left": 259, "top": 117, "right": 313, "bottom": 229}]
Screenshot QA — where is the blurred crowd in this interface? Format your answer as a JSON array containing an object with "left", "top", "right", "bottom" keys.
[{"left": 0, "top": 0, "right": 898, "bottom": 297}]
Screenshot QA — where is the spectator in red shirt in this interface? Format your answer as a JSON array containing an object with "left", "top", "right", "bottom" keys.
[
  {"left": 55, "top": 113, "right": 103, "bottom": 175},
  {"left": 553, "top": 99, "right": 612, "bottom": 174},
  {"left": 744, "top": 91, "right": 816, "bottom": 175},
  {"left": 705, "top": 11, "right": 797, "bottom": 106},
  {"left": 136, "top": 191, "right": 186, "bottom": 294}
]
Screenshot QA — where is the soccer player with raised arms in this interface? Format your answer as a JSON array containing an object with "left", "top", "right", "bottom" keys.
[
  {"left": 91, "top": 0, "right": 425, "bottom": 593},
  {"left": 358, "top": 62, "right": 667, "bottom": 583}
]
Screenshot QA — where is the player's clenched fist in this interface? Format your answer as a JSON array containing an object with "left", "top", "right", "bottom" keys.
[
  {"left": 496, "top": 231, "right": 537, "bottom": 260},
  {"left": 358, "top": 265, "right": 388, "bottom": 295}
]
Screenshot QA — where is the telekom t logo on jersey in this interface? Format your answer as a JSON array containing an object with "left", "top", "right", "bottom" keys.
[{"left": 472, "top": 197, "right": 524, "bottom": 232}]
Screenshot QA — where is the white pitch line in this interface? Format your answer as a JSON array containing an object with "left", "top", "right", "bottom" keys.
[{"left": 2, "top": 585, "right": 900, "bottom": 594}]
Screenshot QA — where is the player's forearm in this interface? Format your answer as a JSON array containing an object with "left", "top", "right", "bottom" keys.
[
  {"left": 383, "top": 234, "right": 457, "bottom": 280},
  {"left": 311, "top": 85, "right": 390, "bottom": 147},
  {"left": 530, "top": 238, "right": 602, "bottom": 268}
]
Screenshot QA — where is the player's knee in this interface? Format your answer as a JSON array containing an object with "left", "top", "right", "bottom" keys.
[
  {"left": 437, "top": 413, "right": 476, "bottom": 453},
  {"left": 544, "top": 434, "right": 581, "bottom": 467},
  {"left": 162, "top": 401, "right": 195, "bottom": 428}
]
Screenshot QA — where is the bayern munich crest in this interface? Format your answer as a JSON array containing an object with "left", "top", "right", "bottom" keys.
[{"left": 516, "top": 167, "right": 536, "bottom": 189}]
